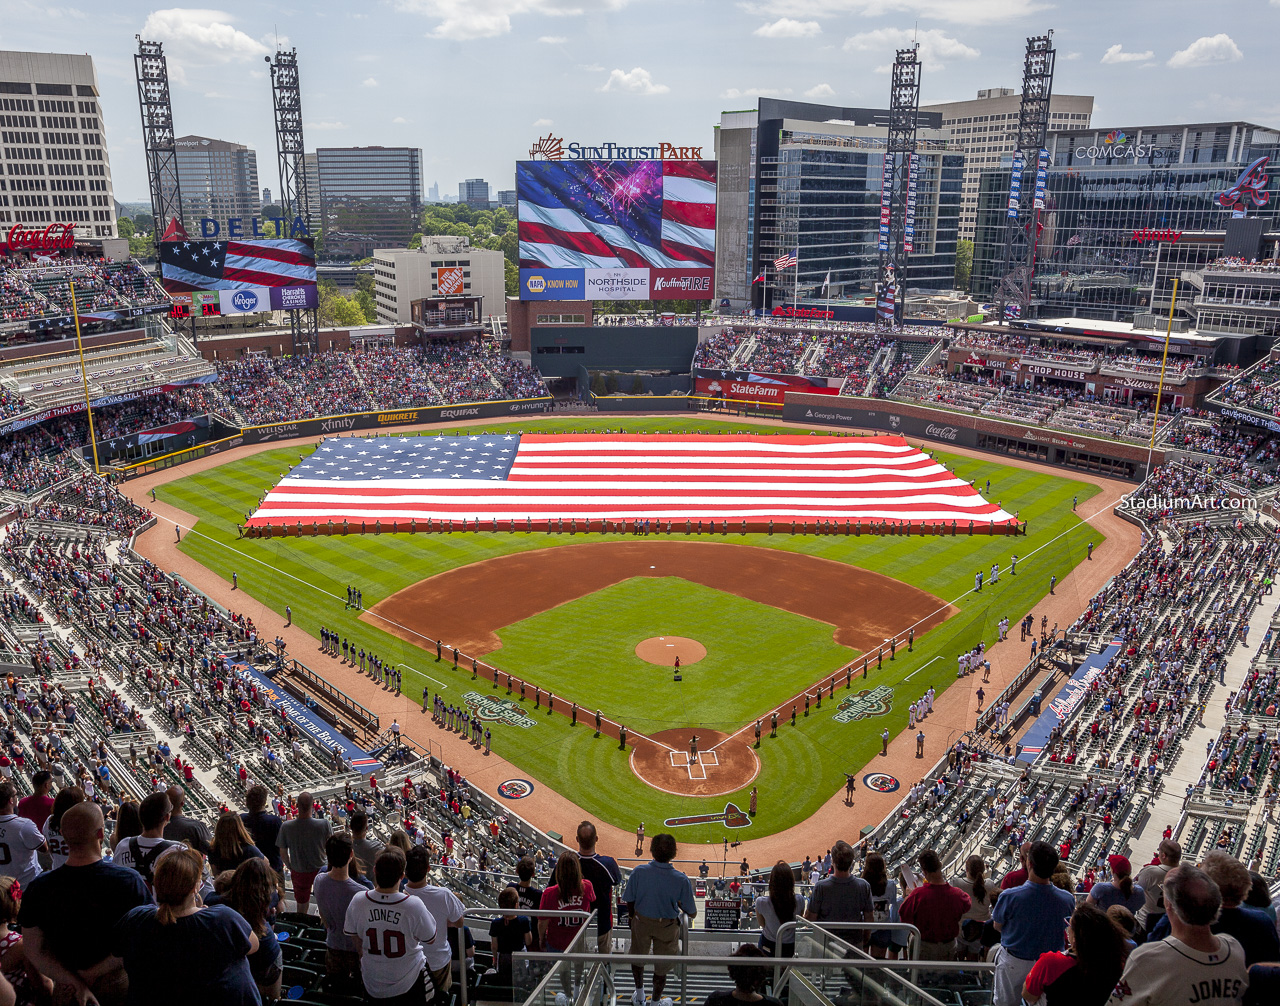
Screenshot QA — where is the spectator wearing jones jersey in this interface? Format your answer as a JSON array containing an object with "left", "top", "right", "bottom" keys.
[
  {"left": 0, "top": 783, "right": 45, "bottom": 890},
  {"left": 345, "top": 848, "right": 438, "bottom": 1005}
]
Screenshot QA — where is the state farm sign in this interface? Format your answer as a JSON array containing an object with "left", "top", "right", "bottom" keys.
[{"left": 1, "top": 222, "right": 77, "bottom": 255}]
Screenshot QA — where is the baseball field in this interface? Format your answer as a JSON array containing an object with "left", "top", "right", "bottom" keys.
[{"left": 159, "top": 414, "right": 1100, "bottom": 842}]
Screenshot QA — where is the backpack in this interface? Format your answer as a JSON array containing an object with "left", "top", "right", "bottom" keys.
[{"left": 129, "top": 838, "right": 176, "bottom": 888}]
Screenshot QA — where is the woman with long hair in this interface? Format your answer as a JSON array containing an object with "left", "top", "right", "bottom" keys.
[
  {"left": 861, "top": 853, "right": 906, "bottom": 959},
  {"left": 1022, "top": 902, "right": 1127, "bottom": 1006},
  {"left": 537, "top": 852, "right": 596, "bottom": 995},
  {"left": 112, "top": 847, "right": 260, "bottom": 1005},
  {"left": 41, "top": 786, "right": 84, "bottom": 870},
  {"left": 208, "top": 813, "right": 265, "bottom": 875},
  {"left": 1086, "top": 855, "right": 1145, "bottom": 915},
  {"left": 754, "top": 861, "right": 805, "bottom": 958},
  {"left": 226, "top": 858, "right": 283, "bottom": 1002},
  {"left": 110, "top": 800, "right": 142, "bottom": 852},
  {"left": 952, "top": 855, "right": 999, "bottom": 961}
]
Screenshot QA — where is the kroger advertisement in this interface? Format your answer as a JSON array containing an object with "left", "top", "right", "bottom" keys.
[
  {"left": 517, "top": 159, "right": 716, "bottom": 300},
  {"left": 159, "top": 235, "right": 319, "bottom": 314}
]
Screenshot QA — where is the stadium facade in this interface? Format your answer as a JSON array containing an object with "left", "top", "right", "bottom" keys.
[
  {"left": 970, "top": 120, "right": 1280, "bottom": 328},
  {"left": 0, "top": 49, "right": 120, "bottom": 243},
  {"left": 714, "top": 98, "right": 962, "bottom": 310}
]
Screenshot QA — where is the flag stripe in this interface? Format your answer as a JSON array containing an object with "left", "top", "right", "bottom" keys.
[{"left": 245, "top": 434, "right": 1017, "bottom": 529}]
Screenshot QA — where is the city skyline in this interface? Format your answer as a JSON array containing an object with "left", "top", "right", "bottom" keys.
[{"left": 3, "top": 2, "right": 1276, "bottom": 205}]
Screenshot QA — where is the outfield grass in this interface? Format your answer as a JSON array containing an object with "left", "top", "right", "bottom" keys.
[{"left": 162, "top": 415, "right": 1103, "bottom": 842}]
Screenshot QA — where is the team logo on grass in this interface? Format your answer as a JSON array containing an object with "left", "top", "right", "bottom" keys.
[
  {"left": 664, "top": 802, "right": 751, "bottom": 829},
  {"left": 833, "top": 686, "right": 895, "bottom": 723},
  {"left": 863, "top": 773, "right": 900, "bottom": 793},
  {"left": 462, "top": 691, "right": 536, "bottom": 728},
  {"left": 497, "top": 779, "right": 535, "bottom": 799}
]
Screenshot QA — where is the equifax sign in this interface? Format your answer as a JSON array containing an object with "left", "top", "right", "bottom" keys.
[{"left": 1, "top": 222, "right": 77, "bottom": 255}]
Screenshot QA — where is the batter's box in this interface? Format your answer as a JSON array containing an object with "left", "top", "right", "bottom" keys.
[{"left": 668, "top": 750, "right": 719, "bottom": 780}]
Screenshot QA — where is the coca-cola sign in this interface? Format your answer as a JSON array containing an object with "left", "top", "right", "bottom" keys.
[
  {"left": 925, "top": 424, "right": 960, "bottom": 441},
  {"left": 1, "top": 222, "right": 77, "bottom": 255}
]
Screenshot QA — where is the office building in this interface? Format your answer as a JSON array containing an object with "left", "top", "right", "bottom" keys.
[
  {"left": 315, "top": 146, "right": 423, "bottom": 259},
  {"left": 714, "top": 97, "right": 962, "bottom": 309},
  {"left": 497, "top": 189, "right": 516, "bottom": 210},
  {"left": 459, "top": 178, "right": 490, "bottom": 208},
  {"left": 921, "top": 89, "right": 1094, "bottom": 238},
  {"left": 372, "top": 235, "right": 506, "bottom": 326},
  {"left": 0, "top": 49, "right": 119, "bottom": 241},
  {"left": 174, "top": 135, "right": 260, "bottom": 238},
  {"left": 262, "top": 186, "right": 272, "bottom": 206},
  {"left": 970, "top": 120, "right": 1280, "bottom": 341},
  {"left": 428, "top": 181, "right": 439, "bottom": 202}
]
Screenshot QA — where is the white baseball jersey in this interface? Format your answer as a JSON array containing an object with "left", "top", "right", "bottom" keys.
[
  {"left": 41, "top": 817, "right": 71, "bottom": 870},
  {"left": 344, "top": 889, "right": 437, "bottom": 998},
  {"left": 0, "top": 813, "right": 45, "bottom": 887}
]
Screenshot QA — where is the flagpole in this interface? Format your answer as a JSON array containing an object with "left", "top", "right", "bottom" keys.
[{"left": 71, "top": 280, "right": 101, "bottom": 475}]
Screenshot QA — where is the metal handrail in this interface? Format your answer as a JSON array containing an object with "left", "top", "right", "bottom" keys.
[
  {"left": 776, "top": 918, "right": 923, "bottom": 960},
  {"left": 458, "top": 908, "right": 593, "bottom": 1006}
]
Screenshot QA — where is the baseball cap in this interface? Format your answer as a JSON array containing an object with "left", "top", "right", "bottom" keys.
[{"left": 1108, "top": 854, "right": 1131, "bottom": 875}]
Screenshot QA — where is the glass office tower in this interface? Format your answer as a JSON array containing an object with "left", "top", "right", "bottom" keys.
[{"left": 316, "top": 146, "right": 423, "bottom": 259}]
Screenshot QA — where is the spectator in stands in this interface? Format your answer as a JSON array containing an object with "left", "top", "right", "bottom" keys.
[
  {"left": 1088, "top": 856, "right": 1146, "bottom": 916},
  {"left": 276, "top": 791, "right": 331, "bottom": 912},
  {"left": 1147, "top": 853, "right": 1280, "bottom": 966},
  {"left": 704, "top": 944, "right": 783, "bottom": 1006},
  {"left": 0, "top": 874, "right": 49, "bottom": 1002},
  {"left": 42, "top": 786, "right": 84, "bottom": 871},
  {"left": 163, "top": 786, "right": 211, "bottom": 856},
  {"left": 313, "top": 834, "right": 365, "bottom": 986},
  {"left": 991, "top": 841, "right": 1077, "bottom": 1006},
  {"left": 16, "top": 771, "right": 53, "bottom": 832},
  {"left": 804, "top": 840, "right": 872, "bottom": 942},
  {"left": 862, "top": 852, "right": 909, "bottom": 959},
  {"left": 111, "top": 801, "right": 143, "bottom": 851},
  {"left": 1135, "top": 840, "right": 1180, "bottom": 936},
  {"left": 114, "top": 845, "right": 259, "bottom": 1005},
  {"left": 350, "top": 810, "right": 384, "bottom": 878},
  {"left": 508, "top": 856, "right": 543, "bottom": 917},
  {"left": 754, "top": 860, "right": 805, "bottom": 958},
  {"left": 1106, "top": 865, "right": 1249, "bottom": 1006},
  {"left": 241, "top": 785, "right": 283, "bottom": 874},
  {"left": 624, "top": 834, "right": 696, "bottom": 1006},
  {"left": 1023, "top": 902, "right": 1127, "bottom": 1006},
  {"left": 576, "top": 821, "right": 621, "bottom": 954},
  {"left": 404, "top": 844, "right": 464, "bottom": 1003},
  {"left": 488, "top": 887, "right": 533, "bottom": 986},
  {"left": 113, "top": 791, "right": 181, "bottom": 886},
  {"left": 208, "top": 813, "right": 266, "bottom": 875},
  {"left": 899, "top": 848, "right": 971, "bottom": 961},
  {"left": 1002, "top": 843, "right": 1031, "bottom": 889},
  {"left": 0, "top": 784, "right": 45, "bottom": 890},
  {"left": 225, "top": 857, "right": 283, "bottom": 1002},
  {"left": 19, "top": 802, "right": 149, "bottom": 1006},
  {"left": 344, "top": 848, "right": 437, "bottom": 1005},
  {"left": 954, "top": 855, "right": 1000, "bottom": 961}
]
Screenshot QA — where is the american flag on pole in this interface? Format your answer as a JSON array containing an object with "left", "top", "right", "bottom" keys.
[
  {"left": 158, "top": 238, "right": 317, "bottom": 292},
  {"left": 773, "top": 248, "right": 798, "bottom": 270},
  {"left": 244, "top": 434, "right": 1019, "bottom": 529},
  {"left": 516, "top": 160, "right": 716, "bottom": 269}
]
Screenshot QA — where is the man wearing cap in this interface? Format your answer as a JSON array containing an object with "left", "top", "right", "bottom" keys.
[{"left": 1135, "top": 839, "right": 1180, "bottom": 936}]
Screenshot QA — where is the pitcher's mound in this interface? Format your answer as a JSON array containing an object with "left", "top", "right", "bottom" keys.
[{"left": 635, "top": 636, "right": 706, "bottom": 666}]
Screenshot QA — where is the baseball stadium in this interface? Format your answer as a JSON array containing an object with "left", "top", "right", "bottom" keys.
[{"left": 1, "top": 22, "right": 1279, "bottom": 1006}]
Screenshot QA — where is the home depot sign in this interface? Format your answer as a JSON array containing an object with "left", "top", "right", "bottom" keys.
[{"left": 437, "top": 266, "right": 465, "bottom": 296}]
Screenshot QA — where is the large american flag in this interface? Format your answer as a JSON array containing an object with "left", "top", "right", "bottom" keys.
[
  {"left": 244, "top": 434, "right": 1018, "bottom": 529},
  {"left": 159, "top": 238, "right": 317, "bottom": 293},
  {"left": 517, "top": 160, "right": 716, "bottom": 269}
]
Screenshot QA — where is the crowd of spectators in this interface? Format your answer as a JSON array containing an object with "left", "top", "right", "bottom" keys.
[
  {"left": 0, "top": 257, "right": 168, "bottom": 325},
  {"left": 1210, "top": 257, "right": 1280, "bottom": 273}
]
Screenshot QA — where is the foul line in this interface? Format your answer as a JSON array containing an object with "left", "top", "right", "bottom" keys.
[{"left": 903, "top": 655, "right": 942, "bottom": 682}]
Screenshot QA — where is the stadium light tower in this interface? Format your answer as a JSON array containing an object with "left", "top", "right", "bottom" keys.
[
  {"left": 133, "top": 37, "right": 185, "bottom": 269},
  {"left": 268, "top": 47, "right": 319, "bottom": 353},
  {"left": 995, "top": 31, "right": 1056, "bottom": 324},
  {"left": 876, "top": 45, "right": 921, "bottom": 329}
]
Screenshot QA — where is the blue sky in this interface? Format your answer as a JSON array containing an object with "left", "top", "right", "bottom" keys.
[{"left": 4, "top": 1, "right": 1278, "bottom": 204}]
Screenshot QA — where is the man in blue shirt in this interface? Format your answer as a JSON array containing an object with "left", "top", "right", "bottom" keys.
[
  {"left": 622, "top": 834, "right": 696, "bottom": 1006},
  {"left": 991, "top": 840, "right": 1076, "bottom": 1006}
]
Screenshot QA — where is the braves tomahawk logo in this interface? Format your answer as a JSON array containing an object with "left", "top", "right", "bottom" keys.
[
  {"left": 664, "top": 802, "right": 751, "bottom": 829},
  {"left": 1216, "top": 155, "right": 1270, "bottom": 215},
  {"left": 462, "top": 691, "right": 536, "bottom": 729},
  {"left": 834, "top": 686, "right": 895, "bottom": 723}
]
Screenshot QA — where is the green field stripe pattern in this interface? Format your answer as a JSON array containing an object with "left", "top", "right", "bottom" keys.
[{"left": 162, "top": 416, "right": 1102, "bottom": 841}]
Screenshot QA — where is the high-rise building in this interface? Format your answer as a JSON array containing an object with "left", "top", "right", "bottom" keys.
[
  {"left": 920, "top": 89, "right": 1094, "bottom": 239},
  {"left": 0, "top": 49, "right": 119, "bottom": 241},
  {"left": 262, "top": 186, "right": 272, "bottom": 206},
  {"left": 459, "top": 178, "right": 489, "bottom": 208},
  {"left": 715, "top": 97, "right": 962, "bottom": 309},
  {"left": 428, "top": 181, "right": 439, "bottom": 202},
  {"left": 315, "top": 146, "right": 423, "bottom": 259},
  {"left": 174, "top": 135, "right": 260, "bottom": 238},
  {"left": 496, "top": 189, "right": 516, "bottom": 210}
]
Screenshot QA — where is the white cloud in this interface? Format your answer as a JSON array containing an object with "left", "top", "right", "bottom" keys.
[
  {"left": 532, "top": 118, "right": 554, "bottom": 127},
  {"left": 722, "top": 86, "right": 793, "bottom": 99},
  {"left": 140, "top": 9, "right": 270, "bottom": 62},
  {"left": 305, "top": 121, "right": 348, "bottom": 130},
  {"left": 538, "top": 35, "right": 567, "bottom": 43},
  {"left": 745, "top": 1, "right": 1046, "bottom": 26},
  {"left": 397, "top": 0, "right": 628, "bottom": 41},
  {"left": 1064, "top": 51, "right": 1081, "bottom": 60},
  {"left": 1168, "top": 34, "right": 1243, "bottom": 69},
  {"left": 579, "top": 63, "right": 604, "bottom": 72},
  {"left": 392, "top": 116, "right": 409, "bottom": 124},
  {"left": 844, "top": 28, "right": 978, "bottom": 71},
  {"left": 754, "top": 18, "right": 820, "bottom": 38},
  {"left": 1100, "top": 43, "right": 1154, "bottom": 64},
  {"left": 362, "top": 77, "right": 379, "bottom": 87},
  {"left": 600, "top": 67, "right": 669, "bottom": 95},
  {"left": 804, "top": 83, "right": 836, "bottom": 98}
]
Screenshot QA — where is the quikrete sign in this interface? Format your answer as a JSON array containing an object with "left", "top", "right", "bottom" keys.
[
  {"left": 1, "top": 222, "right": 77, "bottom": 254},
  {"left": 198, "top": 216, "right": 311, "bottom": 239}
]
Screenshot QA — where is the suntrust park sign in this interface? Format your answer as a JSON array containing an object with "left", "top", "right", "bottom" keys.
[{"left": 528, "top": 134, "right": 704, "bottom": 160}]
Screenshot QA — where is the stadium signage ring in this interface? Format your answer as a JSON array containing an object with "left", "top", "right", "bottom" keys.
[
  {"left": 528, "top": 134, "right": 704, "bottom": 161},
  {"left": 320, "top": 417, "right": 358, "bottom": 433}
]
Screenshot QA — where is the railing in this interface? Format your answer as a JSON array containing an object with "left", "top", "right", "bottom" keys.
[{"left": 286, "top": 657, "right": 380, "bottom": 738}]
